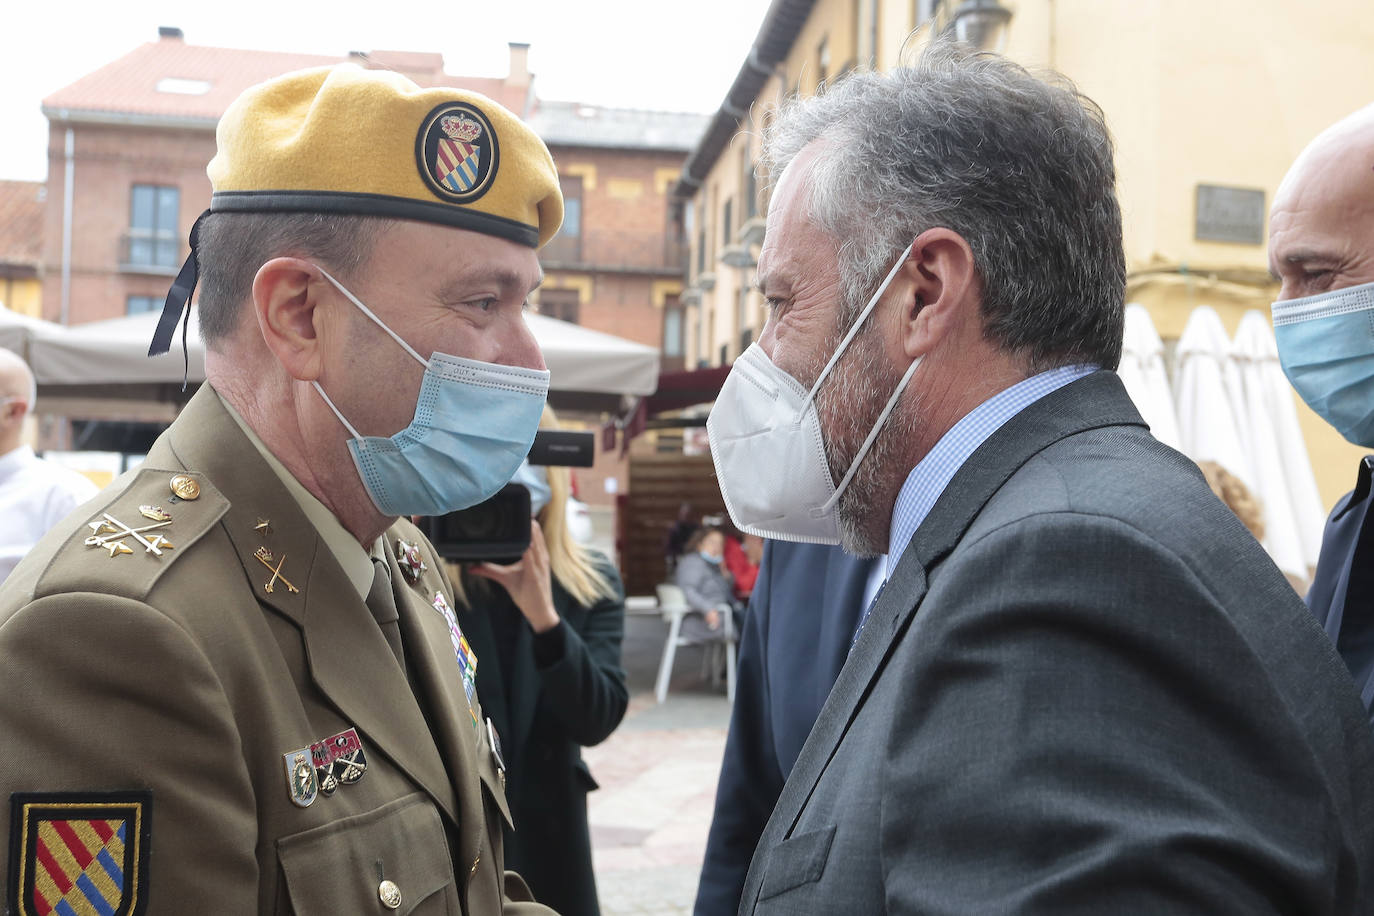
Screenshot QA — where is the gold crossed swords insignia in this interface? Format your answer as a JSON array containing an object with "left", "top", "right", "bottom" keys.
[
  {"left": 255, "top": 547, "right": 300, "bottom": 594},
  {"left": 85, "top": 512, "right": 174, "bottom": 558}
]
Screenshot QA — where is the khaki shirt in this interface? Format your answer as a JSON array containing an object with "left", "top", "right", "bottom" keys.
[{"left": 0, "top": 385, "right": 551, "bottom": 915}]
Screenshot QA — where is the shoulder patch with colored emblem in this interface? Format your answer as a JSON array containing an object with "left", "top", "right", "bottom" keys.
[
  {"left": 8, "top": 791, "right": 151, "bottom": 916},
  {"left": 416, "top": 102, "right": 500, "bottom": 204}
]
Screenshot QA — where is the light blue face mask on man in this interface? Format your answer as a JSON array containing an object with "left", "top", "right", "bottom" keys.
[
  {"left": 312, "top": 267, "right": 550, "bottom": 517},
  {"left": 1272, "top": 280, "right": 1374, "bottom": 447}
]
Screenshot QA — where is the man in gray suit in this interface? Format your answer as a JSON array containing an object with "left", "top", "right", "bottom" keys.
[{"left": 706, "top": 42, "right": 1374, "bottom": 913}]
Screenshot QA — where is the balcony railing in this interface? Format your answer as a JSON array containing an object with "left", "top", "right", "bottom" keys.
[
  {"left": 539, "top": 229, "right": 689, "bottom": 274},
  {"left": 118, "top": 233, "right": 181, "bottom": 275}
]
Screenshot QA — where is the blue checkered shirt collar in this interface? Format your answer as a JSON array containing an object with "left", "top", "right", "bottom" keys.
[{"left": 884, "top": 364, "right": 1098, "bottom": 578}]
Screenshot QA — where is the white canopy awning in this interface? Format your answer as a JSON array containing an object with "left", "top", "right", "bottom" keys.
[
  {"left": 1117, "top": 303, "right": 1182, "bottom": 450},
  {"left": 1231, "top": 310, "right": 1324, "bottom": 576},
  {"left": 26, "top": 309, "right": 659, "bottom": 397},
  {"left": 0, "top": 306, "right": 66, "bottom": 362},
  {"left": 1175, "top": 305, "right": 1254, "bottom": 490}
]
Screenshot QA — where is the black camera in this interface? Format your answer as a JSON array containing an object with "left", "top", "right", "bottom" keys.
[{"left": 418, "top": 430, "right": 595, "bottom": 564}]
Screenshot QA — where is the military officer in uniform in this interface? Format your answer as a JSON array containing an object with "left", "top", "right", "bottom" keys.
[{"left": 0, "top": 65, "right": 564, "bottom": 914}]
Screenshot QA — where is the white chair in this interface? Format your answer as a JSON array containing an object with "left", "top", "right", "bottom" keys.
[{"left": 653, "top": 583, "right": 736, "bottom": 704}]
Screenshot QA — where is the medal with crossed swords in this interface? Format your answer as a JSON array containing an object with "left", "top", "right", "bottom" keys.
[{"left": 85, "top": 511, "right": 175, "bottom": 558}]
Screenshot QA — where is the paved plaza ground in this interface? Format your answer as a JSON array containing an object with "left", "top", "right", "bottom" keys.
[{"left": 583, "top": 609, "right": 733, "bottom": 916}]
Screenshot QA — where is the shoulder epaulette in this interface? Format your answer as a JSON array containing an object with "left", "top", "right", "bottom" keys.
[{"left": 33, "top": 468, "right": 229, "bottom": 602}]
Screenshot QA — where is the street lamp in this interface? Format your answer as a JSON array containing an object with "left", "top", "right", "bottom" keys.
[{"left": 948, "top": 0, "right": 1013, "bottom": 53}]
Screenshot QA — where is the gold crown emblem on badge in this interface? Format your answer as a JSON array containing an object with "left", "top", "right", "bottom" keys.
[{"left": 440, "top": 113, "right": 482, "bottom": 143}]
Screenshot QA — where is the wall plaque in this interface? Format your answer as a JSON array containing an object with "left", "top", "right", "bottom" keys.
[{"left": 1196, "top": 184, "right": 1265, "bottom": 244}]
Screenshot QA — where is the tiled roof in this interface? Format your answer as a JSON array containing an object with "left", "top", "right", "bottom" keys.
[
  {"left": 528, "top": 101, "right": 711, "bottom": 152},
  {"left": 0, "top": 181, "right": 44, "bottom": 269},
  {"left": 41, "top": 38, "right": 531, "bottom": 124}
]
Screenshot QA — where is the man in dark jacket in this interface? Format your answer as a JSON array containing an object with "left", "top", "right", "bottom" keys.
[
  {"left": 693, "top": 541, "right": 876, "bottom": 915},
  {"left": 1269, "top": 102, "right": 1374, "bottom": 721}
]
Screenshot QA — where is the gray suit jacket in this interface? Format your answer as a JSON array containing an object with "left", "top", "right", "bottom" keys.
[{"left": 739, "top": 371, "right": 1374, "bottom": 915}]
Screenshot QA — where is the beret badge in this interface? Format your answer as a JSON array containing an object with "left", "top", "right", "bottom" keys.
[{"left": 416, "top": 102, "right": 499, "bottom": 204}]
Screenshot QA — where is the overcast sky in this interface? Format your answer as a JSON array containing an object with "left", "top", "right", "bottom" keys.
[{"left": 0, "top": 0, "right": 773, "bottom": 182}]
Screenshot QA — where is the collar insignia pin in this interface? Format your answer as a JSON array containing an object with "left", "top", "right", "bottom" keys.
[
  {"left": 254, "top": 518, "right": 272, "bottom": 536},
  {"left": 138, "top": 505, "right": 171, "bottom": 522},
  {"left": 254, "top": 546, "right": 299, "bottom": 594}
]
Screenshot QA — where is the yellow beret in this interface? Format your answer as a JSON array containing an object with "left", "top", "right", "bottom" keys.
[{"left": 207, "top": 64, "right": 562, "bottom": 248}]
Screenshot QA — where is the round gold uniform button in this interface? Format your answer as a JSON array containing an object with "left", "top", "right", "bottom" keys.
[
  {"left": 169, "top": 474, "right": 200, "bottom": 500},
  {"left": 378, "top": 879, "right": 402, "bottom": 910}
]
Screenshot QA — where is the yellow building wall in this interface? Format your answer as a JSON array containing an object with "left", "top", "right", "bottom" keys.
[{"left": 1, "top": 277, "right": 42, "bottom": 318}]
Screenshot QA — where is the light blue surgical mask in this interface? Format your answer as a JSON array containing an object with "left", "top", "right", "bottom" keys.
[
  {"left": 700, "top": 551, "right": 722, "bottom": 565},
  {"left": 313, "top": 267, "right": 550, "bottom": 517},
  {"left": 510, "top": 459, "right": 552, "bottom": 517},
  {"left": 1272, "top": 280, "right": 1374, "bottom": 447}
]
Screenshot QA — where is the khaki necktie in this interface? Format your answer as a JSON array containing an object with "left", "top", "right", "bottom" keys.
[{"left": 367, "top": 557, "right": 407, "bottom": 677}]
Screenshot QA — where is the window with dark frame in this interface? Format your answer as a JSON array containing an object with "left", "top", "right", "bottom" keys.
[
  {"left": 663, "top": 295, "right": 684, "bottom": 354},
  {"left": 128, "top": 185, "right": 180, "bottom": 268},
  {"left": 126, "top": 295, "right": 161, "bottom": 315},
  {"left": 539, "top": 287, "right": 580, "bottom": 325},
  {"left": 542, "top": 175, "right": 583, "bottom": 263}
]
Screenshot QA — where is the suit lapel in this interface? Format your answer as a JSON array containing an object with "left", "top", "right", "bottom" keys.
[
  {"left": 741, "top": 371, "right": 1148, "bottom": 909},
  {"left": 161, "top": 386, "right": 459, "bottom": 825}
]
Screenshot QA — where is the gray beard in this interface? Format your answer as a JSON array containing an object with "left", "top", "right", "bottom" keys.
[{"left": 811, "top": 328, "right": 920, "bottom": 559}]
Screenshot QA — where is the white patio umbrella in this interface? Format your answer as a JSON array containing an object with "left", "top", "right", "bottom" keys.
[
  {"left": 28, "top": 308, "right": 660, "bottom": 397},
  {"left": 1231, "top": 309, "right": 1324, "bottom": 576},
  {"left": 1117, "top": 303, "right": 1182, "bottom": 450},
  {"left": 1174, "top": 306, "right": 1254, "bottom": 490}
]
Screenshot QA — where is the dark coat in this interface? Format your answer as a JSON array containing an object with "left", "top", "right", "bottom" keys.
[
  {"left": 740, "top": 371, "right": 1374, "bottom": 914},
  {"left": 456, "top": 553, "right": 628, "bottom": 916},
  {"left": 1305, "top": 454, "right": 1374, "bottom": 720},
  {"left": 694, "top": 541, "right": 875, "bottom": 916}
]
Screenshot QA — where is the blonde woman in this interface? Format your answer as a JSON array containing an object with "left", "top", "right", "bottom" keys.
[{"left": 454, "top": 406, "right": 627, "bottom": 916}]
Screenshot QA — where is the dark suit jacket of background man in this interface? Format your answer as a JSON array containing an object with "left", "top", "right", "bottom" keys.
[
  {"left": 738, "top": 371, "right": 1374, "bottom": 915},
  {"left": 1305, "top": 454, "right": 1374, "bottom": 722},
  {"left": 694, "top": 542, "right": 874, "bottom": 915}
]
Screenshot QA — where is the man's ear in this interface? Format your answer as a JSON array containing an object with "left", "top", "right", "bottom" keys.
[
  {"left": 899, "top": 228, "right": 979, "bottom": 359},
  {"left": 4, "top": 398, "right": 27, "bottom": 424},
  {"left": 252, "top": 258, "right": 329, "bottom": 382}
]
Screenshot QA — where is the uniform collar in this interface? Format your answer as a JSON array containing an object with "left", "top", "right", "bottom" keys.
[{"left": 216, "top": 389, "right": 376, "bottom": 600}]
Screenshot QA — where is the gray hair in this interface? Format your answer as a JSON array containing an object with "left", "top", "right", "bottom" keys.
[
  {"left": 761, "top": 41, "right": 1125, "bottom": 371},
  {"left": 195, "top": 211, "right": 387, "bottom": 345}
]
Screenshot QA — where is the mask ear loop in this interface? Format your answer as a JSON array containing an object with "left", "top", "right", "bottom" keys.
[
  {"left": 312, "top": 380, "right": 363, "bottom": 440},
  {"left": 800, "top": 242, "right": 914, "bottom": 413},
  {"left": 316, "top": 266, "right": 429, "bottom": 368},
  {"left": 813, "top": 354, "right": 921, "bottom": 517}
]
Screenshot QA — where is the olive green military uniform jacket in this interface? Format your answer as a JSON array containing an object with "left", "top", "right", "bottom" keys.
[{"left": 0, "top": 386, "right": 554, "bottom": 915}]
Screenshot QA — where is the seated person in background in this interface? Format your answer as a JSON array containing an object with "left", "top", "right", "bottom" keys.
[
  {"left": 663, "top": 501, "right": 700, "bottom": 574},
  {"left": 453, "top": 406, "right": 630, "bottom": 916},
  {"left": 722, "top": 529, "right": 762, "bottom": 601},
  {"left": 675, "top": 527, "right": 738, "bottom": 642}
]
